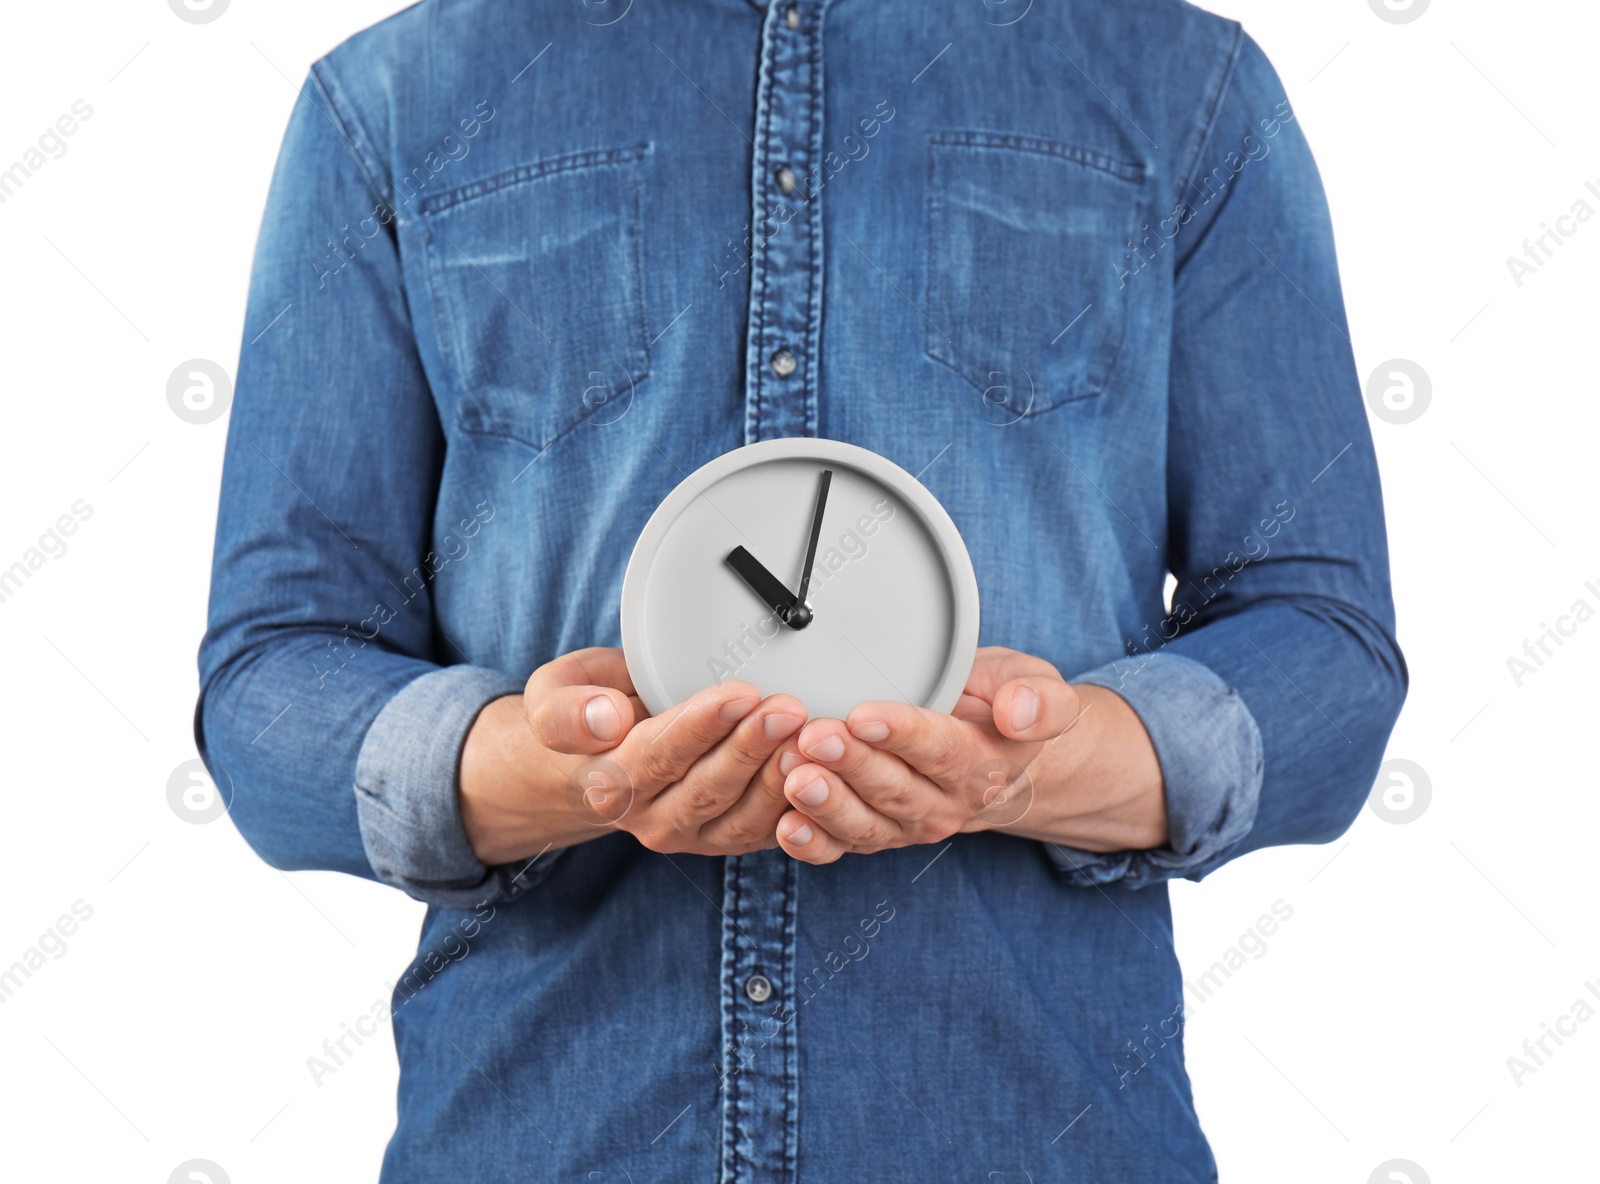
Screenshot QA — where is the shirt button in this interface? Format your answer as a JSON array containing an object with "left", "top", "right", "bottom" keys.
[
  {"left": 770, "top": 348, "right": 798, "bottom": 378},
  {"left": 744, "top": 974, "right": 773, "bottom": 1003},
  {"left": 776, "top": 165, "right": 798, "bottom": 195},
  {"left": 785, "top": 5, "right": 800, "bottom": 30}
]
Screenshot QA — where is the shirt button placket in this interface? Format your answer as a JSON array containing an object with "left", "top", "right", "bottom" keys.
[
  {"left": 723, "top": 8, "right": 821, "bottom": 1175},
  {"left": 742, "top": 0, "right": 825, "bottom": 446},
  {"left": 719, "top": 855, "right": 798, "bottom": 1184}
]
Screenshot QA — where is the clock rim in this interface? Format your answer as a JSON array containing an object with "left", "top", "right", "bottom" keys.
[{"left": 620, "top": 437, "right": 981, "bottom": 718}]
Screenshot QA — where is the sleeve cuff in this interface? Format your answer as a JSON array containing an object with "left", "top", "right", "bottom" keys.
[
  {"left": 1046, "top": 652, "right": 1264, "bottom": 887},
  {"left": 355, "top": 664, "right": 558, "bottom": 907}
]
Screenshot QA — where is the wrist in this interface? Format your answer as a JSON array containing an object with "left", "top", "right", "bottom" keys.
[
  {"left": 460, "top": 694, "right": 590, "bottom": 865},
  {"left": 999, "top": 683, "right": 1168, "bottom": 851}
]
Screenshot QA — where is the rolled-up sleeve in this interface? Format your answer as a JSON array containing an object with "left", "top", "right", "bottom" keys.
[
  {"left": 1047, "top": 653, "right": 1262, "bottom": 886},
  {"left": 355, "top": 667, "right": 530, "bottom": 906}
]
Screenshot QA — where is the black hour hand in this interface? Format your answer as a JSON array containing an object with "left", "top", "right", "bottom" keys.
[{"left": 726, "top": 546, "right": 803, "bottom": 626}]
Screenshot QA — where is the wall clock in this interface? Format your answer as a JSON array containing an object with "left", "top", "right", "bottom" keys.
[{"left": 620, "top": 438, "right": 980, "bottom": 721}]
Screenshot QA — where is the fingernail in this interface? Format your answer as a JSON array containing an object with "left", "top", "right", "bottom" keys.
[
  {"left": 804, "top": 735, "right": 845, "bottom": 762},
  {"left": 720, "top": 697, "right": 759, "bottom": 723},
  {"left": 1010, "top": 686, "right": 1039, "bottom": 732},
  {"left": 584, "top": 788, "right": 610, "bottom": 811},
  {"left": 850, "top": 720, "right": 889, "bottom": 742},
  {"left": 779, "top": 751, "right": 803, "bottom": 776},
  {"left": 764, "top": 713, "right": 803, "bottom": 741},
  {"left": 794, "top": 777, "right": 829, "bottom": 807},
  {"left": 584, "top": 695, "right": 621, "bottom": 741},
  {"left": 788, "top": 823, "right": 815, "bottom": 846}
]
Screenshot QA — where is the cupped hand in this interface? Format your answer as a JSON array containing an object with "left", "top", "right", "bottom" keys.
[
  {"left": 461, "top": 647, "right": 808, "bottom": 862},
  {"left": 552, "top": 673, "right": 809, "bottom": 856},
  {"left": 771, "top": 647, "right": 1083, "bottom": 864}
]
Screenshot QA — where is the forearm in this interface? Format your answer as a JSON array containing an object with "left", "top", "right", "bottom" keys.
[{"left": 459, "top": 694, "right": 598, "bottom": 865}]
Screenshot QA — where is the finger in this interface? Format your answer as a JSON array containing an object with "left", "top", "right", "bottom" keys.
[
  {"left": 776, "top": 807, "right": 849, "bottom": 865},
  {"left": 781, "top": 762, "right": 903, "bottom": 852},
  {"left": 614, "top": 680, "right": 761, "bottom": 794},
  {"left": 529, "top": 683, "right": 643, "bottom": 755},
  {"left": 656, "top": 694, "right": 806, "bottom": 829},
  {"left": 777, "top": 744, "right": 807, "bottom": 780},
  {"left": 526, "top": 647, "right": 637, "bottom": 697},
  {"left": 991, "top": 676, "right": 1081, "bottom": 742},
  {"left": 961, "top": 647, "right": 1062, "bottom": 703},
  {"left": 697, "top": 736, "right": 798, "bottom": 851},
  {"left": 792, "top": 718, "right": 935, "bottom": 824},
  {"left": 840, "top": 702, "right": 978, "bottom": 792}
]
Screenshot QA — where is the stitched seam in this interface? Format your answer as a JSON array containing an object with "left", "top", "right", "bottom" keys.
[
  {"left": 626, "top": 170, "right": 652, "bottom": 387},
  {"left": 423, "top": 229, "right": 471, "bottom": 435},
  {"left": 308, "top": 63, "right": 390, "bottom": 208},
  {"left": 1173, "top": 23, "right": 1247, "bottom": 211},
  {"left": 803, "top": 3, "right": 825, "bottom": 439},
  {"left": 925, "top": 145, "right": 946, "bottom": 375},
  {"left": 729, "top": 864, "right": 745, "bottom": 1181},
  {"left": 930, "top": 129, "right": 1145, "bottom": 183},
  {"left": 750, "top": 10, "right": 782, "bottom": 443},
  {"left": 782, "top": 855, "right": 799, "bottom": 1182},
  {"left": 420, "top": 144, "right": 651, "bottom": 215}
]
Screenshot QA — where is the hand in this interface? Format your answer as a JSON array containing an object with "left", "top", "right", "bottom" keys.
[
  {"left": 460, "top": 648, "right": 806, "bottom": 864},
  {"left": 771, "top": 647, "right": 1166, "bottom": 864}
]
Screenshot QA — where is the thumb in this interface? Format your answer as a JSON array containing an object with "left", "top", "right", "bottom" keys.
[
  {"left": 525, "top": 648, "right": 643, "bottom": 755},
  {"left": 991, "top": 676, "right": 1080, "bottom": 743},
  {"left": 529, "top": 685, "right": 641, "bottom": 755}
]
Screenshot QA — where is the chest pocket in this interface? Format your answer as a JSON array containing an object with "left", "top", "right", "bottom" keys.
[
  {"left": 925, "top": 131, "right": 1146, "bottom": 421},
  {"left": 420, "top": 144, "right": 652, "bottom": 449}
]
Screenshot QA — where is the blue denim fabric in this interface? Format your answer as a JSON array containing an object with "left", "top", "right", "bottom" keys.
[{"left": 197, "top": 1, "right": 1406, "bottom": 1179}]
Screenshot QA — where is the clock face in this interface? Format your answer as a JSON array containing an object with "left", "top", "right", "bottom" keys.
[{"left": 621, "top": 439, "right": 980, "bottom": 721}]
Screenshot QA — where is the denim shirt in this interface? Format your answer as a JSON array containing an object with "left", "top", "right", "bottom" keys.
[{"left": 197, "top": 0, "right": 1406, "bottom": 1179}]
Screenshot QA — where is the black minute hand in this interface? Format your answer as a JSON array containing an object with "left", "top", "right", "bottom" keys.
[
  {"left": 726, "top": 546, "right": 799, "bottom": 622},
  {"left": 789, "top": 469, "right": 833, "bottom": 630}
]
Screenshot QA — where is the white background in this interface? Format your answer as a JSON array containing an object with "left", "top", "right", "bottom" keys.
[{"left": 0, "top": 1, "right": 1594, "bottom": 1180}]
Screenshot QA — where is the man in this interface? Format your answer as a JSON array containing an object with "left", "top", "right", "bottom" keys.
[{"left": 197, "top": 0, "right": 1405, "bottom": 1179}]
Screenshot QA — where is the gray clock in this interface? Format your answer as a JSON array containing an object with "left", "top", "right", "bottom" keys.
[{"left": 620, "top": 438, "right": 980, "bottom": 721}]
